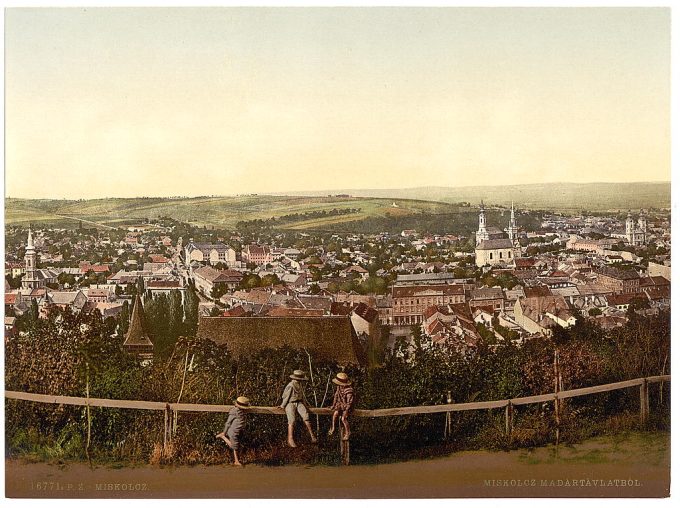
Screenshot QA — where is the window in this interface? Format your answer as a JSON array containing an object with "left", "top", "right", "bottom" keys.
[
  {"left": 489, "top": 253, "right": 493, "bottom": 260},
  {"left": 499, "top": 251, "right": 503, "bottom": 259}
]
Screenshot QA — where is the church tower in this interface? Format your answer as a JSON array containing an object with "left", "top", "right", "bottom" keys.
[
  {"left": 637, "top": 211, "right": 647, "bottom": 234},
  {"left": 475, "top": 201, "right": 489, "bottom": 246},
  {"left": 507, "top": 201, "right": 519, "bottom": 246},
  {"left": 22, "top": 228, "right": 42, "bottom": 290},
  {"left": 625, "top": 212, "right": 635, "bottom": 245}
]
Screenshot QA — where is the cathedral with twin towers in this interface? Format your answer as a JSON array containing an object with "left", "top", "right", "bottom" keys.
[{"left": 474, "top": 202, "right": 521, "bottom": 268}]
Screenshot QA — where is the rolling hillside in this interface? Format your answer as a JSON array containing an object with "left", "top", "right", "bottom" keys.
[
  {"left": 4, "top": 195, "right": 464, "bottom": 230},
  {"left": 6, "top": 181, "right": 667, "bottom": 232}
]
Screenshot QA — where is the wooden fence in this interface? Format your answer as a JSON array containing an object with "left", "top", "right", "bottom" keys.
[{"left": 5, "top": 374, "right": 670, "bottom": 465}]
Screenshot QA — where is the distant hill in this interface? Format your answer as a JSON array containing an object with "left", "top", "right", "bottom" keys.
[
  {"left": 5, "top": 182, "right": 669, "bottom": 233},
  {"left": 4, "top": 195, "right": 465, "bottom": 231},
  {"left": 284, "top": 182, "right": 671, "bottom": 212}
]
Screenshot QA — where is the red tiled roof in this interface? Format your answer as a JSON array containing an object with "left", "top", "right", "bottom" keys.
[
  {"left": 514, "top": 257, "right": 536, "bottom": 268},
  {"left": 147, "top": 280, "right": 182, "bottom": 288},
  {"left": 606, "top": 293, "right": 646, "bottom": 306},
  {"left": 330, "top": 302, "right": 353, "bottom": 316},
  {"left": 352, "top": 302, "right": 379, "bottom": 323},
  {"left": 223, "top": 306, "right": 248, "bottom": 317},
  {"left": 524, "top": 286, "right": 552, "bottom": 298}
]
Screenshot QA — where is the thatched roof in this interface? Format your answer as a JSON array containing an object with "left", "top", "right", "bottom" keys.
[
  {"left": 196, "top": 316, "right": 366, "bottom": 366},
  {"left": 123, "top": 295, "right": 153, "bottom": 348}
]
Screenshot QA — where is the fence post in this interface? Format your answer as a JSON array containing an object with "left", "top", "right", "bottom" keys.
[
  {"left": 163, "top": 404, "right": 169, "bottom": 454},
  {"left": 505, "top": 400, "right": 513, "bottom": 438},
  {"left": 640, "top": 378, "right": 649, "bottom": 427},
  {"left": 554, "top": 350, "right": 561, "bottom": 446},
  {"left": 444, "top": 391, "right": 453, "bottom": 440},
  {"left": 339, "top": 427, "right": 350, "bottom": 466}
]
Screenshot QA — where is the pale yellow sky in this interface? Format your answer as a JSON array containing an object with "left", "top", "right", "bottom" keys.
[{"left": 5, "top": 7, "right": 670, "bottom": 199}]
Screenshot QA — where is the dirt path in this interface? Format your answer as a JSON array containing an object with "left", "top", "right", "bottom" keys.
[
  {"left": 52, "top": 214, "right": 117, "bottom": 230},
  {"left": 5, "top": 432, "right": 669, "bottom": 498}
]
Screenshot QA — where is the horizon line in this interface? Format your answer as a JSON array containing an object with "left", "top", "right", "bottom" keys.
[{"left": 4, "top": 180, "right": 671, "bottom": 201}]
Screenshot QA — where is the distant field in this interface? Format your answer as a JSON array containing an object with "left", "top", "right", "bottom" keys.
[
  {"left": 4, "top": 195, "right": 464, "bottom": 231},
  {"left": 288, "top": 182, "right": 671, "bottom": 212}
]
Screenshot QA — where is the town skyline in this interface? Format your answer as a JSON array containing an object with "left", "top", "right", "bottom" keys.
[{"left": 5, "top": 7, "right": 670, "bottom": 200}]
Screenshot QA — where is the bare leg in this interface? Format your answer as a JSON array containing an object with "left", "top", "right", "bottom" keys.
[
  {"left": 232, "top": 449, "right": 243, "bottom": 467},
  {"left": 287, "top": 423, "right": 297, "bottom": 448},
  {"left": 328, "top": 411, "right": 339, "bottom": 436},
  {"left": 341, "top": 413, "right": 350, "bottom": 441},
  {"left": 217, "top": 432, "right": 231, "bottom": 448},
  {"left": 304, "top": 421, "right": 318, "bottom": 443}
]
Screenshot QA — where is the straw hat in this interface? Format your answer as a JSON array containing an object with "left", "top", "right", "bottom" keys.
[
  {"left": 290, "top": 369, "right": 308, "bottom": 381},
  {"left": 332, "top": 372, "right": 352, "bottom": 386},
  {"left": 234, "top": 396, "right": 251, "bottom": 408}
]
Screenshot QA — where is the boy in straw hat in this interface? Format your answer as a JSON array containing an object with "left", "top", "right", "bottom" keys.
[
  {"left": 280, "top": 369, "right": 318, "bottom": 448},
  {"left": 328, "top": 372, "right": 354, "bottom": 440},
  {"left": 216, "top": 396, "right": 250, "bottom": 466}
]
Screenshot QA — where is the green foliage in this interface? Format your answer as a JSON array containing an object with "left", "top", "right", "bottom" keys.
[
  {"left": 184, "top": 283, "right": 199, "bottom": 336},
  {"left": 5, "top": 309, "right": 670, "bottom": 465},
  {"left": 6, "top": 273, "right": 24, "bottom": 289}
]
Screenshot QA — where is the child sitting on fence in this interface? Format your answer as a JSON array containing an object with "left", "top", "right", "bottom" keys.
[
  {"left": 328, "top": 372, "right": 354, "bottom": 441},
  {"left": 216, "top": 396, "right": 250, "bottom": 467},
  {"left": 280, "top": 369, "right": 318, "bottom": 448}
]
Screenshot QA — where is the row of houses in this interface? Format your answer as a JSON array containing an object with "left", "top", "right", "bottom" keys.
[{"left": 5, "top": 287, "right": 128, "bottom": 319}]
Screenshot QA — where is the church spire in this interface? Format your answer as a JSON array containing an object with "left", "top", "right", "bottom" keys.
[
  {"left": 123, "top": 295, "right": 155, "bottom": 361},
  {"left": 476, "top": 200, "right": 488, "bottom": 246},
  {"left": 27, "top": 227, "right": 34, "bottom": 250}
]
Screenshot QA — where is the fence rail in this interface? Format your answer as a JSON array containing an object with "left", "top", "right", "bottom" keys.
[
  {"left": 5, "top": 375, "right": 670, "bottom": 417},
  {"left": 6, "top": 375, "right": 670, "bottom": 466}
]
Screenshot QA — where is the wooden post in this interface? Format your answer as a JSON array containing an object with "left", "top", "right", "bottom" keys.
[
  {"left": 85, "top": 362, "right": 92, "bottom": 467},
  {"left": 163, "top": 404, "right": 169, "bottom": 455},
  {"left": 444, "top": 391, "right": 452, "bottom": 440},
  {"left": 554, "top": 350, "right": 561, "bottom": 446},
  {"left": 640, "top": 378, "right": 649, "bottom": 426},
  {"left": 339, "top": 427, "right": 350, "bottom": 466},
  {"left": 505, "top": 401, "right": 513, "bottom": 438}
]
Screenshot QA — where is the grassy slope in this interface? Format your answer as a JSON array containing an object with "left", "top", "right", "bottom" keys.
[
  {"left": 6, "top": 181, "right": 668, "bottom": 230},
  {"left": 4, "top": 196, "right": 462, "bottom": 229}
]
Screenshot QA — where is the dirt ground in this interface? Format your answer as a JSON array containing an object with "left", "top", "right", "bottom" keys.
[{"left": 5, "top": 431, "right": 670, "bottom": 498}]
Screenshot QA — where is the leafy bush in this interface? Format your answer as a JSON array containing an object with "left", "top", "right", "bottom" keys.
[{"left": 5, "top": 307, "right": 670, "bottom": 465}]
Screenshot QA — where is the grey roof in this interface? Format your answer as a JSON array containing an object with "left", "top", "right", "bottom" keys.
[
  {"left": 396, "top": 272, "right": 456, "bottom": 283},
  {"left": 550, "top": 286, "right": 581, "bottom": 298},
  {"left": 471, "top": 287, "right": 505, "bottom": 300},
  {"left": 49, "top": 291, "right": 84, "bottom": 305},
  {"left": 186, "top": 242, "right": 231, "bottom": 253},
  {"left": 477, "top": 239, "right": 514, "bottom": 250},
  {"left": 596, "top": 266, "right": 640, "bottom": 281}
]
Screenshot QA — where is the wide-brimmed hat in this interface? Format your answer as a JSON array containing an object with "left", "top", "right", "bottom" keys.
[
  {"left": 234, "top": 396, "right": 251, "bottom": 408},
  {"left": 332, "top": 372, "right": 352, "bottom": 386},
  {"left": 290, "top": 369, "right": 308, "bottom": 381}
]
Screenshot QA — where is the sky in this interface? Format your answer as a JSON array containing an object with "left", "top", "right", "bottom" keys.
[{"left": 4, "top": 7, "right": 671, "bottom": 199}]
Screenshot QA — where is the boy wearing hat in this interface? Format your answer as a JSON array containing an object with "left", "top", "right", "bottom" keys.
[
  {"left": 216, "top": 396, "right": 250, "bottom": 466},
  {"left": 328, "top": 372, "right": 354, "bottom": 441},
  {"left": 280, "top": 369, "right": 318, "bottom": 448}
]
